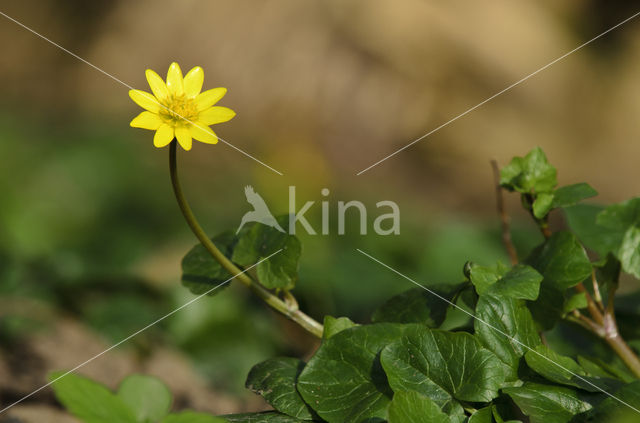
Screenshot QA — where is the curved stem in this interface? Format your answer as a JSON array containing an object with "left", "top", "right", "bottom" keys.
[{"left": 169, "top": 141, "right": 323, "bottom": 338}]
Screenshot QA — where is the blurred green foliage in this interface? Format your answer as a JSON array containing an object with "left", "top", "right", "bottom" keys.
[{"left": 0, "top": 112, "right": 559, "bottom": 396}]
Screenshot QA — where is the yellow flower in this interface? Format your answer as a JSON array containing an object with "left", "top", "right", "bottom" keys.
[{"left": 129, "top": 62, "right": 236, "bottom": 151}]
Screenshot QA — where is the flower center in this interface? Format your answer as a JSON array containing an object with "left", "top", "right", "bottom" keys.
[{"left": 160, "top": 95, "right": 199, "bottom": 125}]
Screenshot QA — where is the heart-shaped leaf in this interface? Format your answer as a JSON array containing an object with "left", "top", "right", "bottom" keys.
[
  {"left": 245, "top": 358, "right": 315, "bottom": 420},
  {"left": 232, "top": 217, "right": 301, "bottom": 290},
  {"left": 297, "top": 323, "right": 417, "bottom": 423},
  {"left": 474, "top": 294, "right": 541, "bottom": 379},
  {"left": 381, "top": 327, "right": 505, "bottom": 404}
]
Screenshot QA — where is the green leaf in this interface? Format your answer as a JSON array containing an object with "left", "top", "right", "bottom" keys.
[
  {"left": 524, "top": 345, "right": 622, "bottom": 393},
  {"left": 468, "top": 407, "right": 493, "bottom": 423},
  {"left": 533, "top": 192, "right": 555, "bottom": 219},
  {"left": 575, "top": 355, "right": 635, "bottom": 384},
  {"left": 232, "top": 217, "right": 301, "bottom": 290},
  {"left": 552, "top": 183, "right": 598, "bottom": 209},
  {"left": 381, "top": 327, "right": 505, "bottom": 404},
  {"left": 503, "top": 383, "right": 594, "bottom": 423},
  {"left": 564, "top": 204, "right": 618, "bottom": 258},
  {"left": 617, "top": 226, "right": 640, "bottom": 279},
  {"left": 470, "top": 263, "right": 543, "bottom": 300},
  {"left": 585, "top": 381, "right": 640, "bottom": 422},
  {"left": 527, "top": 231, "right": 592, "bottom": 290},
  {"left": 597, "top": 198, "right": 640, "bottom": 278},
  {"left": 323, "top": 316, "right": 357, "bottom": 339},
  {"left": 563, "top": 292, "right": 587, "bottom": 314},
  {"left": 577, "top": 356, "right": 621, "bottom": 380},
  {"left": 223, "top": 412, "right": 303, "bottom": 422},
  {"left": 492, "top": 404, "right": 523, "bottom": 423},
  {"left": 371, "top": 283, "right": 465, "bottom": 327},
  {"left": 297, "top": 323, "right": 417, "bottom": 423},
  {"left": 527, "top": 283, "right": 565, "bottom": 331},
  {"left": 474, "top": 294, "right": 541, "bottom": 379},
  {"left": 245, "top": 357, "right": 315, "bottom": 420},
  {"left": 181, "top": 231, "right": 236, "bottom": 296},
  {"left": 162, "top": 412, "right": 229, "bottom": 423},
  {"left": 500, "top": 147, "right": 557, "bottom": 194},
  {"left": 468, "top": 262, "right": 508, "bottom": 294},
  {"left": 387, "top": 391, "right": 456, "bottom": 423},
  {"left": 118, "top": 374, "right": 172, "bottom": 423},
  {"left": 49, "top": 371, "right": 138, "bottom": 423}
]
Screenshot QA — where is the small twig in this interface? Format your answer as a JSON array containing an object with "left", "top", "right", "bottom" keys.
[
  {"left": 575, "top": 283, "right": 604, "bottom": 325},
  {"left": 282, "top": 290, "right": 299, "bottom": 310},
  {"left": 568, "top": 312, "right": 599, "bottom": 333},
  {"left": 591, "top": 270, "right": 605, "bottom": 312},
  {"left": 571, "top": 310, "right": 605, "bottom": 336},
  {"left": 491, "top": 160, "right": 518, "bottom": 265}
]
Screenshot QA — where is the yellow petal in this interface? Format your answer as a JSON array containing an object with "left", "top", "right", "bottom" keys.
[
  {"left": 195, "top": 88, "right": 227, "bottom": 111},
  {"left": 198, "top": 106, "right": 236, "bottom": 125},
  {"left": 130, "top": 111, "right": 162, "bottom": 130},
  {"left": 183, "top": 66, "right": 204, "bottom": 98},
  {"left": 191, "top": 122, "right": 218, "bottom": 144},
  {"left": 175, "top": 126, "right": 193, "bottom": 151},
  {"left": 154, "top": 124, "right": 174, "bottom": 148},
  {"left": 145, "top": 69, "right": 169, "bottom": 100},
  {"left": 129, "top": 89, "right": 160, "bottom": 112},
  {"left": 166, "top": 62, "right": 184, "bottom": 96}
]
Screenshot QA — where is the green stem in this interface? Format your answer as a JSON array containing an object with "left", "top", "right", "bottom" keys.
[
  {"left": 603, "top": 286, "right": 640, "bottom": 378},
  {"left": 606, "top": 333, "right": 640, "bottom": 378},
  {"left": 169, "top": 141, "right": 323, "bottom": 338}
]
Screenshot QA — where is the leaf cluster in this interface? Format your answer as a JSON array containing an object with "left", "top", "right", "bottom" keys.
[{"left": 53, "top": 148, "right": 640, "bottom": 423}]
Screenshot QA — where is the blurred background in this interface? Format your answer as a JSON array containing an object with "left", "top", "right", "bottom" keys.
[{"left": 1, "top": 0, "right": 640, "bottom": 421}]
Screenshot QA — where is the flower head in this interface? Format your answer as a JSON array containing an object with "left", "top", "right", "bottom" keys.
[{"left": 129, "top": 62, "right": 236, "bottom": 151}]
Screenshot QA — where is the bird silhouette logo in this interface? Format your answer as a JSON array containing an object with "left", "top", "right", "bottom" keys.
[{"left": 236, "top": 186, "right": 286, "bottom": 234}]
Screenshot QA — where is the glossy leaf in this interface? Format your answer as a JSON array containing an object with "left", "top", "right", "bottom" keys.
[
  {"left": 468, "top": 407, "right": 493, "bottom": 423},
  {"left": 381, "top": 327, "right": 505, "bottom": 404},
  {"left": 474, "top": 294, "right": 541, "bottom": 379},
  {"left": 470, "top": 263, "right": 542, "bottom": 300},
  {"left": 245, "top": 357, "right": 315, "bottom": 420},
  {"left": 297, "top": 323, "right": 417, "bottom": 423},
  {"left": 500, "top": 147, "right": 557, "bottom": 194},
  {"left": 371, "top": 283, "right": 464, "bottom": 327},
  {"left": 526, "top": 231, "right": 592, "bottom": 290},
  {"left": 584, "top": 381, "right": 640, "bottom": 422},
  {"left": 181, "top": 232, "right": 236, "bottom": 295},
  {"left": 387, "top": 391, "right": 458, "bottom": 423},
  {"left": 232, "top": 218, "right": 301, "bottom": 290},
  {"left": 322, "top": 316, "right": 357, "bottom": 339},
  {"left": 503, "top": 383, "right": 594, "bottom": 423},
  {"left": 524, "top": 345, "right": 622, "bottom": 393}
]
